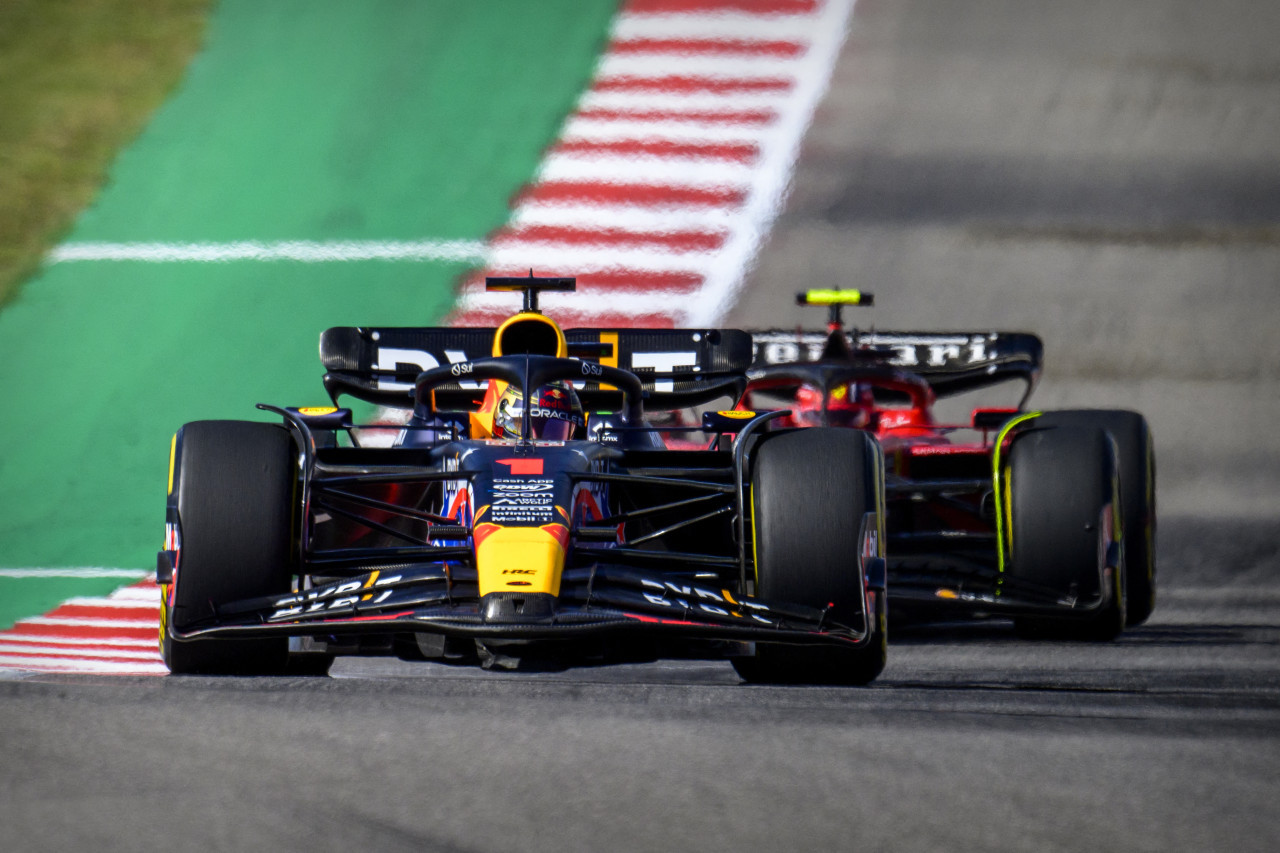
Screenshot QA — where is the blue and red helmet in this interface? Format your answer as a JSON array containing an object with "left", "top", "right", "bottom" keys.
[{"left": 493, "top": 381, "right": 584, "bottom": 440}]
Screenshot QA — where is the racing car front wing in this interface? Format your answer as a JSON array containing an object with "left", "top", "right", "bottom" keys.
[{"left": 165, "top": 562, "right": 878, "bottom": 650}]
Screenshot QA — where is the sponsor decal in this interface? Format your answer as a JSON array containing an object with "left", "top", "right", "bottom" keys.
[
  {"left": 639, "top": 579, "right": 774, "bottom": 624},
  {"left": 862, "top": 524, "right": 878, "bottom": 563},
  {"left": 879, "top": 411, "right": 913, "bottom": 430},
  {"left": 631, "top": 351, "right": 698, "bottom": 392},
  {"left": 269, "top": 573, "right": 401, "bottom": 621},
  {"left": 716, "top": 410, "right": 755, "bottom": 420},
  {"left": 297, "top": 406, "right": 338, "bottom": 416},
  {"left": 531, "top": 405, "right": 580, "bottom": 423},
  {"left": 374, "top": 346, "right": 482, "bottom": 390},
  {"left": 490, "top": 477, "right": 555, "bottom": 524},
  {"left": 754, "top": 333, "right": 999, "bottom": 369},
  {"left": 908, "top": 443, "right": 980, "bottom": 456}
]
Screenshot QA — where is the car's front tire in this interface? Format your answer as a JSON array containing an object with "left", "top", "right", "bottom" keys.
[
  {"left": 162, "top": 421, "right": 298, "bottom": 675},
  {"left": 734, "top": 429, "right": 887, "bottom": 685}
]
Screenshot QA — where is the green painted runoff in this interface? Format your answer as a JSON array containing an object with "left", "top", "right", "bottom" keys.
[{"left": 0, "top": 576, "right": 147, "bottom": 634}]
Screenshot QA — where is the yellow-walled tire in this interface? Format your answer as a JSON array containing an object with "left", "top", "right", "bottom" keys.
[
  {"left": 162, "top": 421, "right": 296, "bottom": 674},
  {"left": 734, "top": 428, "right": 886, "bottom": 686},
  {"left": 1007, "top": 424, "right": 1126, "bottom": 641},
  {"left": 1035, "top": 410, "right": 1156, "bottom": 627}
]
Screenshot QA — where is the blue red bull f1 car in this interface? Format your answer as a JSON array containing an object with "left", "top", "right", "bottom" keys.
[{"left": 158, "top": 277, "right": 888, "bottom": 683}]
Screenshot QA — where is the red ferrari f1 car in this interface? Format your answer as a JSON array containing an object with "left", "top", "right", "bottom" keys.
[
  {"left": 743, "top": 290, "right": 1156, "bottom": 639},
  {"left": 158, "top": 277, "right": 887, "bottom": 683}
]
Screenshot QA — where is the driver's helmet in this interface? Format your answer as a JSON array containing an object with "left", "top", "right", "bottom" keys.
[
  {"left": 492, "top": 381, "right": 584, "bottom": 440},
  {"left": 794, "top": 381, "right": 874, "bottom": 429}
]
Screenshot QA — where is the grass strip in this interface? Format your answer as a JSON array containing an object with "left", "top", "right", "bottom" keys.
[{"left": 0, "top": 0, "right": 214, "bottom": 308}]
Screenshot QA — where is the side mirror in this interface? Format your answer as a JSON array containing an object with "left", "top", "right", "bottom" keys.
[
  {"left": 287, "top": 406, "right": 353, "bottom": 430},
  {"left": 701, "top": 410, "right": 758, "bottom": 433},
  {"left": 971, "top": 408, "right": 1020, "bottom": 430}
]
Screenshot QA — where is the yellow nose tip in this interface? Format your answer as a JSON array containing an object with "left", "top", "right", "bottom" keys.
[{"left": 474, "top": 524, "right": 568, "bottom": 596}]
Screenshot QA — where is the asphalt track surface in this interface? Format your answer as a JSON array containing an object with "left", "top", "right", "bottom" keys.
[{"left": 3, "top": 1, "right": 1279, "bottom": 851}]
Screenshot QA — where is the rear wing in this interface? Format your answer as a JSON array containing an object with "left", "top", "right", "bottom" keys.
[
  {"left": 749, "top": 330, "right": 1043, "bottom": 400},
  {"left": 320, "top": 326, "right": 754, "bottom": 409}
]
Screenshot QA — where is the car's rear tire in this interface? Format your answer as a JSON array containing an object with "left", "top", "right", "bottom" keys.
[
  {"left": 1007, "top": 424, "right": 1126, "bottom": 641},
  {"left": 1035, "top": 410, "right": 1156, "bottom": 626},
  {"left": 161, "top": 421, "right": 297, "bottom": 675},
  {"left": 733, "top": 429, "right": 887, "bottom": 685}
]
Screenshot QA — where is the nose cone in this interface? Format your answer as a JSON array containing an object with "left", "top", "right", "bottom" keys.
[{"left": 474, "top": 523, "right": 569, "bottom": 597}]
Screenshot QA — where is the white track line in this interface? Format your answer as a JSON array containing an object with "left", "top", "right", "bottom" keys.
[
  {"left": 50, "top": 239, "right": 487, "bottom": 264},
  {"left": 0, "top": 568, "right": 148, "bottom": 578},
  {"left": 0, "top": 634, "right": 156, "bottom": 648},
  {"left": 597, "top": 54, "right": 802, "bottom": 79},
  {"left": 20, "top": 616, "right": 159, "bottom": 630},
  {"left": 579, "top": 90, "right": 792, "bottom": 113},
  {"left": 561, "top": 117, "right": 771, "bottom": 143},
  {"left": 510, "top": 204, "right": 738, "bottom": 231},
  {"left": 58, "top": 597, "right": 158, "bottom": 610},
  {"left": 107, "top": 587, "right": 162, "bottom": 602},
  {"left": 611, "top": 14, "right": 827, "bottom": 41},
  {"left": 535, "top": 153, "right": 754, "bottom": 186}
]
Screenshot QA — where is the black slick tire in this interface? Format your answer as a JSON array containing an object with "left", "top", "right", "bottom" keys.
[
  {"left": 733, "top": 428, "right": 887, "bottom": 685},
  {"left": 1035, "top": 410, "right": 1156, "bottom": 626},
  {"left": 1007, "top": 423, "right": 1126, "bottom": 641},
  {"left": 161, "top": 421, "right": 297, "bottom": 675}
]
